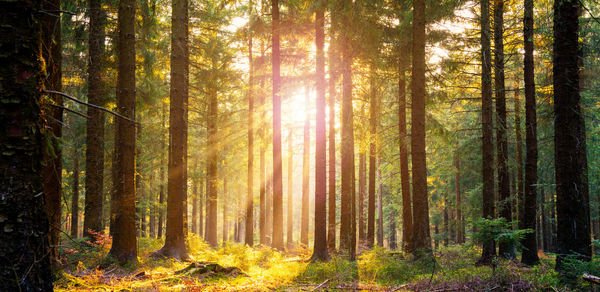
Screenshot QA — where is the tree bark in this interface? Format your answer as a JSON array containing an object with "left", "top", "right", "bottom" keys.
[
  {"left": 327, "top": 9, "right": 339, "bottom": 253},
  {"left": 398, "top": 46, "right": 413, "bottom": 253},
  {"left": 41, "top": 0, "right": 63, "bottom": 263},
  {"left": 411, "top": 0, "right": 432, "bottom": 256},
  {"left": 377, "top": 160, "right": 384, "bottom": 247},
  {"left": 367, "top": 71, "right": 377, "bottom": 249},
  {"left": 553, "top": 0, "right": 591, "bottom": 270},
  {"left": 287, "top": 129, "right": 294, "bottom": 248},
  {"left": 72, "top": 152, "right": 80, "bottom": 238},
  {"left": 158, "top": 102, "right": 166, "bottom": 238},
  {"left": 477, "top": 0, "right": 496, "bottom": 266},
  {"left": 192, "top": 181, "right": 198, "bottom": 234},
  {"left": 271, "top": 0, "right": 284, "bottom": 251},
  {"left": 312, "top": 5, "right": 330, "bottom": 261},
  {"left": 520, "top": 0, "right": 540, "bottom": 266},
  {"left": 259, "top": 42, "right": 267, "bottom": 246},
  {"left": 455, "top": 149, "right": 464, "bottom": 244},
  {"left": 109, "top": 0, "right": 138, "bottom": 264},
  {"left": 358, "top": 152, "right": 366, "bottom": 244},
  {"left": 206, "top": 87, "right": 219, "bottom": 247},
  {"left": 339, "top": 0, "right": 356, "bottom": 260},
  {"left": 0, "top": 1, "right": 53, "bottom": 287}
]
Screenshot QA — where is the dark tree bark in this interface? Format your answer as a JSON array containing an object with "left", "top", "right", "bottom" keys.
[
  {"left": 149, "top": 172, "right": 156, "bottom": 238},
  {"left": 367, "top": 71, "right": 377, "bottom": 249},
  {"left": 327, "top": 10, "right": 339, "bottom": 253},
  {"left": 192, "top": 181, "right": 198, "bottom": 234},
  {"left": 136, "top": 124, "right": 144, "bottom": 237},
  {"left": 0, "top": 2, "right": 53, "bottom": 288},
  {"left": 398, "top": 47, "right": 413, "bottom": 253},
  {"left": 358, "top": 152, "right": 366, "bottom": 244},
  {"left": 339, "top": 0, "right": 356, "bottom": 260},
  {"left": 206, "top": 87, "right": 219, "bottom": 247},
  {"left": 520, "top": 0, "right": 540, "bottom": 266},
  {"left": 271, "top": 0, "right": 284, "bottom": 251},
  {"left": 41, "top": 0, "right": 63, "bottom": 263},
  {"left": 287, "top": 129, "right": 293, "bottom": 248},
  {"left": 311, "top": 5, "right": 330, "bottom": 261},
  {"left": 301, "top": 84, "right": 310, "bottom": 246},
  {"left": 108, "top": 0, "right": 138, "bottom": 264},
  {"left": 514, "top": 77, "right": 524, "bottom": 227},
  {"left": 443, "top": 194, "right": 449, "bottom": 246},
  {"left": 84, "top": 0, "right": 105, "bottom": 240},
  {"left": 410, "top": 0, "right": 431, "bottom": 256},
  {"left": 389, "top": 210, "right": 398, "bottom": 250},
  {"left": 377, "top": 161, "right": 384, "bottom": 247},
  {"left": 493, "top": 0, "right": 513, "bottom": 259},
  {"left": 553, "top": 0, "right": 591, "bottom": 270},
  {"left": 71, "top": 152, "right": 80, "bottom": 238},
  {"left": 477, "top": 0, "right": 496, "bottom": 266},
  {"left": 153, "top": 0, "right": 189, "bottom": 260},
  {"left": 246, "top": 34, "right": 255, "bottom": 246}
]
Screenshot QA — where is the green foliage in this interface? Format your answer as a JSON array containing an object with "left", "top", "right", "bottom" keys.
[{"left": 472, "top": 218, "right": 532, "bottom": 251}]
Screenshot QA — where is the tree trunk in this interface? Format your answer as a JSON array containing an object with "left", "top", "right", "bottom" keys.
[
  {"left": 377, "top": 160, "right": 384, "bottom": 247},
  {"left": 199, "top": 178, "right": 204, "bottom": 238},
  {"left": 520, "top": 0, "right": 539, "bottom": 266},
  {"left": 192, "top": 181, "right": 198, "bottom": 234},
  {"left": 339, "top": 0, "right": 356, "bottom": 260},
  {"left": 514, "top": 77, "right": 524, "bottom": 226},
  {"left": 149, "top": 172, "right": 156, "bottom": 238},
  {"left": 455, "top": 149, "right": 464, "bottom": 244},
  {"left": 41, "top": 0, "right": 63, "bottom": 263},
  {"left": 287, "top": 129, "right": 294, "bottom": 248},
  {"left": 158, "top": 102, "right": 166, "bottom": 238},
  {"left": 301, "top": 84, "right": 310, "bottom": 246},
  {"left": 0, "top": 2, "right": 53, "bottom": 287},
  {"left": 71, "top": 152, "right": 80, "bottom": 238},
  {"left": 553, "top": 0, "right": 590, "bottom": 270},
  {"left": 493, "top": 0, "right": 513, "bottom": 259},
  {"left": 311, "top": 5, "right": 330, "bottom": 261},
  {"left": 154, "top": 0, "right": 189, "bottom": 260},
  {"left": 477, "top": 0, "right": 496, "bottom": 266},
  {"left": 398, "top": 46, "right": 413, "bottom": 253},
  {"left": 259, "top": 42, "right": 267, "bottom": 246},
  {"left": 206, "top": 87, "right": 219, "bottom": 247},
  {"left": 109, "top": 0, "right": 138, "bottom": 264},
  {"left": 327, "top": 9, "right": 339, "bottom": 253},
  {"left": 136, "top": 124, "right": 145, "bottom": 237},
  {"left": 271, "top": 0, "right": 284, "bottom": 251},
  {"left": 389, "top": 210, "right": 398, "bottom": 250},
  {"left": 367, "top": 71, "right": 377, "bottom": 249},
  {"left": 246, "top": 34, "right": 255, "bottom": 246},
  {"left": 411, "top": 0, "right": 431, "bottom": 256},
  {"left": 223, "top": 176, "right": 228, "bottom": 243},
  {"left": 358, "top": 152, "right": 366, "bottom": 244}
]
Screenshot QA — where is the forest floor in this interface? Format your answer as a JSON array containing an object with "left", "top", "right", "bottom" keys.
[{"left": 53, "top": 235, "right": 576, "bottom": 291}]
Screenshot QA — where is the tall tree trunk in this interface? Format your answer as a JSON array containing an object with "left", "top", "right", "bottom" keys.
[
  {"left": 411, "top": 0, "right": 431, "bottom": 256},
  {"left": 339, "top": 0, "right": 356, "bottom": 260},
  {"left": 287, "top": 129, "right": 294, "bottom": 248},
  {"left": 553, "top": 0, "right": 590, "bottom": 270},
  {"left": 367, "top": 71, "right": 377, "bottom": 248},
  {"left": 136, "top": 125, "right": 145, "bottom": 237},
  {"left": 192, "top": 181, "right": 198, "bottom": 234},
  {"left": 301, "top": 84, "right": 310, "bottom": 246},
  {"left": 267, "top": 163, "right": 273, "bottom": 245},
  {"left": 71, "top": 152, "right": 80, "bottom": 238},
  {"left": 514, "top": 77, "right": 524, "bottom": 229},
  {"left": 154, "top": 0, "right": 189, "bottom": 260},
  {"left": 223, "top": 177, "right": 228, "bottom": 243},
  {"left": 389, "top": 210, "right": 398, "bottom": 250},
  {"left": 477, "top": 0, "right": 496, "bottom": 266},
  {"left": 398, "top": 46, "right": 413, "bottom": 253},
  {"left": 108, "top": 0, "right": 138, "bottom": 264},
  {"left": 520, "top": 0, "right": 540, "bottom": 266},
  {"left": 158, "top": 102, "right": 166, "bottom": 238},
  {"left": 311, "top": 5, "right": 330, "bottom": 261},
  {"left": 199, "top": 178, "right": 204, "bottom": 238},
  {"left": 149, "top": 172, "right": 156, "bottom": 238},
  {"left": 271, "top": 0, "right": 284, "bottom": 251},
  {"left": 327, "top": 9, "right": 339, "bottom": 252},
  {"left": 358, "top": 152, "right": 366, "bottom": 244},
  {"left": 0, "top": 1, "right": 53, "bottom": 286},
  {"left": 206, "top": 87, "right": 219, "bottom": 247},
  {"left": 493, "top": 0, "right": 513, "bottom": 259},
  {"left": 246, "top": 34, "right": 255, "bottom": 246},
  {"left": 41, "top": 0, "right": 63, "bottom": 264},
  {"left": 259, "top": 42, "right": 267, "bottom": 246}
]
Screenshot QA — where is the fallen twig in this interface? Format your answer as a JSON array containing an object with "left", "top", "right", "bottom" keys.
[
  {"left": 312, "top": 278, "right": 331, "bottom": 291},
  {"left": 583, "top": 273, "right": 600, "bottom": 285}
]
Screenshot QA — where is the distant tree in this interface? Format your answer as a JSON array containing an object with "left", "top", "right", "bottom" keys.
[
  {"left": 0, "top": 2, "right": 53, "bottom": 288},
  {"left": 108, "top": 0, "right": 138, "bottom": 264},
  {"left": 367, "top": 70, "right": 378, "bottom": 248},
  {"left": 301, "top": 84, "right": 310, "bottom": 246},
  {"left": 520, "top": 0, "right": 539, "bottom": 266},
  {"left": 287, "top": 129, "right": 294, "bottom": 248},
  {"left": 271, "top": 0, "right": 284, "bottom": 251},
  {"left": 71, "top": 152, "right": 80, "bottom": 237},
  {"left": 410, "top": 0, "right": 432, "bottom": 256},
  {"left": 206, "top": 83, "right": 219, "bottom": 247},
  {"left": 477, "top": 0, "right": 496, "bottom": 266},
  {"left": 358, "top": 151, "right": 366, "bottom": 243},
  {"left": 553, "top": 0, "right": 591, "bottom": 270},
  {"left": 311, "top": 5, "right": 330, "bottom": 261},
  {"left": 398, "top": 45, "right": 413, "bottom": 253},
  {"left": 246, "top": 30, "right": 255, "bottom": 246}
]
